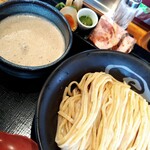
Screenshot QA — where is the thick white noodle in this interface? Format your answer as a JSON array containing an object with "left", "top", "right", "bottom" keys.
[{"left": 55, "top": 72, "right": 150, "bottom": 150}]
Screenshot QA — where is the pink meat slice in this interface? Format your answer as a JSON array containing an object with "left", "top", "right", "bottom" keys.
[
  {"left": 89, "top": 15, "right": 127, "bottom": 49},
  {"left": 116, "top": 34, "right": 136, "bottom": 53}
]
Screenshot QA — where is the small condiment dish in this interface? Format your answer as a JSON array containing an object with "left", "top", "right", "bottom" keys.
[{"left": 77, "top": 8, "right": 98, "bottom": 30}]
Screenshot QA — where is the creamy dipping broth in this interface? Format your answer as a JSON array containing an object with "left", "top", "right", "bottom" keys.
[{"left": 0, "top": 14, "right": 65, "bottom": 66}]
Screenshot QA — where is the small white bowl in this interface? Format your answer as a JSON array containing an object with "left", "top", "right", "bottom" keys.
[{"left": 77, "top": 8, "right": 98, "bottom": 30}]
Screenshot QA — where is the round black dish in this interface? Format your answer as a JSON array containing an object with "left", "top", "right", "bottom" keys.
[
  {"left": 35, "top": 49, "right": 150, "bottom": 150},
  {"left": 0, "top": 0, "right": 72, "bottom": 79}
]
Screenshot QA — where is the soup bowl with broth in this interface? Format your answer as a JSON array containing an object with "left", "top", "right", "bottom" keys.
[{"left": 0, "top": 0, "right": 72, "bottom": 79}]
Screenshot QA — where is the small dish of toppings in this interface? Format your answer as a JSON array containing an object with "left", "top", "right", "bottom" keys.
[
  {"left": 56, "top": 0, "right": 84, "bottom": 32},
  {"left": 77, "top": 8, "right": 98, "bottom": 30}
]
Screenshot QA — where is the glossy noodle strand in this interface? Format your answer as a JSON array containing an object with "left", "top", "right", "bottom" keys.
[{"left": 55, "top": 72, "right": 150, "bottom": 150}]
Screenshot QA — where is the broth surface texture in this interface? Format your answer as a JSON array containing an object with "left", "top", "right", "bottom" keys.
[{"left": 0, "top": 14, "right": 65, "bottom": 66}]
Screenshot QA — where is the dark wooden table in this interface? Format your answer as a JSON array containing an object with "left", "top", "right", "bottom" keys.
[{"left": 0, "top": 0, "right": 150, "bottom": 147}]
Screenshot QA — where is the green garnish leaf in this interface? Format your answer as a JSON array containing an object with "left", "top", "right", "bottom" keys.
[
  {"left": 79, "top": 16, "right": 93, "bottom": 26},
  {"left": 55, "top": 2, "right": 65, "bottom": 10}
]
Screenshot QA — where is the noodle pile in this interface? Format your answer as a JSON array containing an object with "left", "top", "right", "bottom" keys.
[{"left": 55, "top": 72, "right": 150, "bottom": 150}]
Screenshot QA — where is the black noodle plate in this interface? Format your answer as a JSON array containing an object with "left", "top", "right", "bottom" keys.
[{"left": 35, "top": 49, "right": 150, "bottom": 150}]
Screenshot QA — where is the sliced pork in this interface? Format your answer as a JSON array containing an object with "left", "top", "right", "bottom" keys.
[
  {"left": 116, "top": 34, "right": 136, "bottom": 53},
  {"left": 89, "top": 15, "right": 136, "bottom": 53}
]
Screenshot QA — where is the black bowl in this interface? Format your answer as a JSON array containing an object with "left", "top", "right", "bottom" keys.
[
  {"left": 0, "top": 0, "right": 72, "bottom": 79},
  {"left": 35, "top": 49, "right": 150, "bottom": 150}
]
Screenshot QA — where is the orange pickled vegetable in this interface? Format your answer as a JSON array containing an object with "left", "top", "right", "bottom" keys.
[
  {"left": 60, "top": 6, "right": 78, "bottom": 32},
  {"left": 64, "top": 14, "right": 77, "bottom": 31}
]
